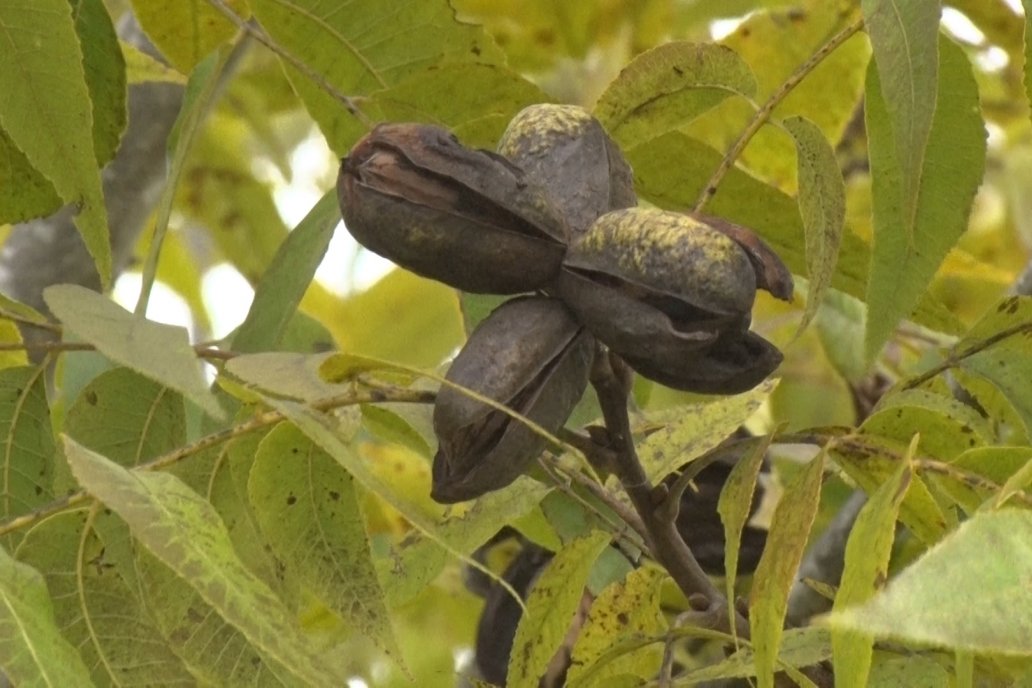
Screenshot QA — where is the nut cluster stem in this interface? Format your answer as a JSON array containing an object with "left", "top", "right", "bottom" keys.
[{"left": 589, "top": 349, "right": 750, "bottom": 638}]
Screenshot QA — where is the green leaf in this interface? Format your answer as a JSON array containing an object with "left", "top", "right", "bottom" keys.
[
  {"left": 252, "top": 0, "right": 505, "bottom": 153},
  {"left": 627, "top": 132, "right": 964, "bottom": 337},
  {"left": 61, "top": 435, "right": 347, "bottom": 686},
  {"left": 955, "top": 296, "right": 1032, "bottom": 438},
  {"left": 72, "top": 0, "right": 127, "bottom": 166},
  {"left": 120, "top": 40, "right": 187, "bottom": 84},
  {"left": 1023, "top": 1, "right": 1032, "bottom": 123},
  {"left": 507, "top": 531, "right": 611, "bottom": 688},
  {"left": 0, "top": 544, "right": 94, "bottom": 687},
  {"left": 17, "top": 510, "right": 196, "bottom": 686},
  {"left": 594, "top": 41, "right": 756, "bottom": 150},
  {"left": 566, "top": 567, "right": 665, "bottom": 686},
  {"left": 782, "top": 115, "right": 845, "bottom": 334},
  {"left": 686, "top": 3, "right": 870, "bottom": 190},
  {"left": 863, "top": 36, "right": 986, "bottom": 361},
  {"left": 0, "top": 366, "right": 54, "bottom": 530},
  {"left": 861, "top": 0, "right": 940, "bottom": 244},
  {"left": 233, "top": 190, "right": 340, "bottom": 353},
  {"left": 637, "top": 379, "right": 774, "bottom": 483},
  {"left": 128, "top": 0, "right": 245, "bottom": 72},
  {"left": 64, "top": 367, "right": 185, "bottom": 467},
  {"left": 44, "top": 284, "right": 224, "bottom": 420},
  {"left": 250, "top": 423, "right": 404, "bottom": 667},
  {"left": 868, "top": 656, "right": 950, "bottom": 687},
  {"left": 829, "top": 508, "right": 1032, "bottom": 656},
  {"left": 371, "top": 62, "right": 548, "bottom": 148},
  {"left": 0, "top": 0, "right": 111, "bottom": 284},
  {"left": 360, "top": 404, "right": 432, "bottom": 458},
  {"left": 832, "top": 443, "right": 911, "bottom": 688},
  {"left": 133, "top": 545, "right": 302, "bottom": 686},
  {"left": 749, "top": 450, "right": 824, "bottom": 688},
  {"left": 226, "top": 352, "right": 343, "bottom": 402},
  {"left": 718, "top": 434, "right": 771, "bottom": 633}
]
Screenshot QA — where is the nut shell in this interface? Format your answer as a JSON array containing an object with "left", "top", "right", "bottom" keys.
[
  {"left": 432, "top": 296, "right": 593, "bottom": 503},
  {"left": 338, "top": 123, "right": 568, "bottom": 294},
  {"left": 499, "top": 104, "right": 636, "bottom": 236}
]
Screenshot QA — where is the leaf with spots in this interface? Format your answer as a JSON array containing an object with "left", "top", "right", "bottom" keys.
[
  {"left": 829, "top": 508, "right": 1032, "bottom": 656},
  {"left": 594, "top": 41, "right": 756, "bottom": 150},
  {"left": 832, "top": 445, "right": 911, "bottom": 688},
  {"left": 954, "top": 296, "right": 1032, "bottom": 438},
  {"left": 507, "top": 531, "right": 611, "bottom": 688},
  {"left": 0, "top": 365, "right": 54, "bottom": 540},
  {"left": 749, "top": 450, "right": 824, "bottom": 688},
  {"left": 861, "top": 388, "right": 993, "bottom": 461},
  {"left": 249, "top": 423, "right": 404, "bottom": 669},
  {"left": 0, "top": 543, "right": 94, "bottom": 688},
  {"left": 62, "top": 435, "right": 349, "bottom": 686},
  {"left": 830, "top": 433, "right": 947, "bottom": 545},
  {"left": 782, "top": 115, "right": 845, "bottom": 335},
  {"left": 637, "top": 379, "right": 774, "bottom": 483},
  {"left": 566, "top": 567, "right": 665, "bottom": 686}
]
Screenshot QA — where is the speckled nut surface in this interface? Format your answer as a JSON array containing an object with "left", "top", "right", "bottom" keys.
[
  {"left": 432, "top": 296, "right": 593, "bottom": 503},
  {"left": 558, "top": 207, "right": 790, "bottom": 394},
  {"left": 498, "top": 104, "right": 636, "bottom": 236},
  {"left": 338, "top": 122, "right": 568, "bottom": 294}
]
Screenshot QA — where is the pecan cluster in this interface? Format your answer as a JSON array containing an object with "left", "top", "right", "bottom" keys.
[{"left": 338, "top": 104, "right": 793, "bottom": 502}]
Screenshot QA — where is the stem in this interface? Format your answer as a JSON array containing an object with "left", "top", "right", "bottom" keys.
[
  {"left": 902, "top": 321, "right": 1032, "bottom": 390},
  {"left": 590, "top": 349, "right": 749, "bottom": 637},
  {"left": 0, "top": 340, "right": 241, "bottom": 362},
  {"left": 0, "top": 385, "right": 435, "bottom": 537},
  {"left": 692, "top": 13, "right": 865, "bottom": 213},
  {"left": 205, "top": 0, "right": 372, "bottom": 126}
]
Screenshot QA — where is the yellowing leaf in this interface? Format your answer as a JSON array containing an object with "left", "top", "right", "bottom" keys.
[
  {"left": 864, "top": 37, "right": 986, "bottom": 362},
  {"left": 128, "top": 0, "right": 247, "bottom": 72},
  {"left": 507, "top": 531, "right": 611, "bottom": 688},
  {"left": 0, "top": 0, "right": 111, "bottom": 284},
  {"left": 749, "top": 450, "right": 824, "bottom": 688},
  {"left": 832, "top": 444, "right": 911, "bottom": 688},
  {"left": 120, "top": 40, "right": 187, "bottom": 84},
  {"left": 594, "top": 41, "right": 756, "bottom": 149}
]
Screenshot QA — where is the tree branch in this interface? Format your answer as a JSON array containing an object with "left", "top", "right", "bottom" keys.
[{"left": 589, "top": 347, "right": 749, "bottom": 637}]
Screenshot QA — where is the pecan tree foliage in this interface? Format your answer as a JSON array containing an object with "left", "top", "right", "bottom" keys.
[{"left": 3, "top": 1, "right": 1032, "bottom": 687}]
